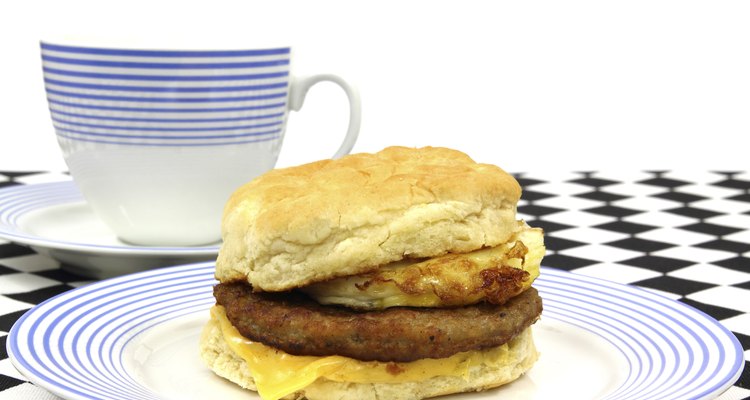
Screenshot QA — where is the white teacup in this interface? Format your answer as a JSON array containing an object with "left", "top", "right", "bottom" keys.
[{"left": 40, "top": 41, "right": 361, "bottom": 246}]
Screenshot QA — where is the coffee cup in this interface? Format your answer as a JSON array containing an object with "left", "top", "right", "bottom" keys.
[{"left": 40, "top": 41, "right": 361, "bottom": 246}]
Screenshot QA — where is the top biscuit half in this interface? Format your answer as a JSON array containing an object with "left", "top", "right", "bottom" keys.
[{"left": 215, "top": 146, "right": 522, "bottom": 291}]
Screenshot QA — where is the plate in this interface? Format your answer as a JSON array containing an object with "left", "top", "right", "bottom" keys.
[
  {"left": 0, "top": 182, "right": 219, "bottom": 278},
  {"left": 7, "top": 264, "right": 744, "bottom": 400}
]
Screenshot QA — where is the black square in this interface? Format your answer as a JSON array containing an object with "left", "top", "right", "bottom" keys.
[
  {"left": 665, "top": 206, "right": 723, "bottom": 220},
  {"left": 727, "top": 193, "right": 750, "bottom": 203},
  {"left": 713, "top": 256, "right": 750, "bottom": 273},
  {"left": 735, "top": 361, "right": 750, "bottom": 392},
  {"left": 0, "top": 181, "right": 20, "bottom": 189},
  {"left": 525, "top": 219, "right": 573, "bottom": 234},
  {"left": 0, "top": 265, "right": 18, "bottom": 275},
  {"left": 0, "top": 310, "right": 29, "bottom": 332},
  {"left": 0, "top": 243, "right": 35, "bottom": 258},
  {"left": 0, "top": 171, "right": 44, "bottom": 179},
  {"left": 652, "top": 191, "right": 707, "bottom": 204},
  {"left": 585, "top": 205, "right": 642, "bottom": 218},
  {"left": 574, "top": 191, "right": 628, "bottom": 203},
  {"left": 514, "top": 177, "right": 547, "bottom": 188},
  {"left": 544, "top": 236, "right": 589, "bottom": 252},
  {"left": 679, "top": 298, "right": 745, "bottom": 320},
  {"left": 34, "top": 267, "right": 91, "bottom": 283},
  {"left": 568, "top": 177, "right": 619, "bottom": 188},
  {"left": 638, "top": 177, "right": 690, "bottom": 189},
  {"left": 521, "top": 190, "right": 556, "bottom": 202},
  {"left": 542, "top": 254, "right": 599, "bottom": 270},
  {"left": 6, "top": 284, "right": 75, "bottom": 305},
  {"left": 594, "top": 221, "right": 658, "bottom": 235},
  {"left": 0, "top": 375, "right": 25, "bottom": 392},
  {"left": 620, "top": 255, "right": 695, "bottom": 273},
  {"left": 697, "top": 239, "right": 750, "bottom": 254},
  {"left": 518, "top": 204, "right": 565, "bottom": 217},
  {"left": 632, "top": 275, "right": 714, "bottom": 296},
  {"left": 679, "top": 222, "right": 743, "bottom": 237},
  {"left": 606, "top": 237, "right": 676, "bottom": 253},
  {"left": 0, "top": 335, "right": 6, "bottom": 359},
  {"left": 713, "top": 178, "right": 750, "bottom": 191}
]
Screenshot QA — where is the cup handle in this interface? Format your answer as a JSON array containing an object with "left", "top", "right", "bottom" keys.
[{"left": 289, "top": 74, "right": 361, "bottom": 159}]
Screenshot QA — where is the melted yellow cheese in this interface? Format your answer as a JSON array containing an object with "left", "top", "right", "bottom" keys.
[{"left": 212, "top": 306, "right": 516, "bottom": 400}]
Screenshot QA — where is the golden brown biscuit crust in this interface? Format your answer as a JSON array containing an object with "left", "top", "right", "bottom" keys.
[{"left": 217, "top": 146, "right": 522, "bottom": 291}]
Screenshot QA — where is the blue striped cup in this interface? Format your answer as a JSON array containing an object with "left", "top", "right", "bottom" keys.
[{"left": 41, "top": 41, "right": 361, "bottom": 246}]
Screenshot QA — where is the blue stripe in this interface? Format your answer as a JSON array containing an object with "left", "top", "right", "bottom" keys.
[
  {"left": 45, "top": 77, "right": 288, "bottom": 93},
  {"left": 50, "top": 109, "right": 286, "bottom": 123},
  {"left": 52, "top": 118, "right": 283, "bottom": 132},
  {"left": 48, "top": 98, "right": 286, "bottom": 113},
  {"left": 44, "top": 66, "right": 289, "bottom": 81},
  {"left": 41, "top": 42, "right": 290, "bottom": 57},
  {"left": 46, "top": 88, "right": 287, "bottom": 103},
  {"left": 54, "top": 125, "right": 282, "bottom": 139},
  {"left": 56, "top": 131, "right": 282, "bottom": 147},
  {"left": 42, "top": 54, "right": 289, "bottom": 69}
]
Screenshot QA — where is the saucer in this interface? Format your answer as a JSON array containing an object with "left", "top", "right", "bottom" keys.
[{"left": 0, "top": 181, "right": 219, "bottom": 279}]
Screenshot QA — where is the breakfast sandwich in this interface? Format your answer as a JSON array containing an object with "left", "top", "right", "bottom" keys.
[{"left": 200, "top": 146, "right": 545, "bottom": 400}]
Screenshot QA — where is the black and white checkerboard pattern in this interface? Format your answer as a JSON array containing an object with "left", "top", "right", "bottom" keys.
[{"left": 0, "top": 170, "right": 748, "bottom": 400}]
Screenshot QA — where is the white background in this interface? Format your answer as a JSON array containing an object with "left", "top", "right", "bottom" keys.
[{"left": 1, "top": 0, "right": 749, "bottom": 173}]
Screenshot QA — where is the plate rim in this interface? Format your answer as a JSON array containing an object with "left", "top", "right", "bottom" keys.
[{"left": 6, "top": 264, "right": 746, "bottom": 400}]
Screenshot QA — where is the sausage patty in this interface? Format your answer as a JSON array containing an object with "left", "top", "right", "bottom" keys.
[{"left": 214, "top": 282, "right": 542, "bottom": 363}]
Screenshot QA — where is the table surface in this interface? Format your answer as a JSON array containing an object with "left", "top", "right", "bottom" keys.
[{"left": 0, "top": 169, "right": 748, "bottom": 400}]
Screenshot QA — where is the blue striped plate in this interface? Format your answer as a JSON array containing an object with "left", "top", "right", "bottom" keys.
[{"left": 6, "top": 264, "right": 744, "bottom": 400}]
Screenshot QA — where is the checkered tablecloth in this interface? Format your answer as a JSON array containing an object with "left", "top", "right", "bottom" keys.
[{"left": 0, "top": 170, "right": 748, "bottom": 400}]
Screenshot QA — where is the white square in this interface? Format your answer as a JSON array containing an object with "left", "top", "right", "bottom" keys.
[
  {"left": 616, "top": 195, "right": 688, "bottom": 212},
  {"left": 524, "top": 181, "right": 591, "bottom": 197},
  {"left": 534, "top": 195, "right": 603, "bottom": 211},
  {"left": 541, "top": 210, "right": 616, "bottom": 228},
  {"left": 559, "top": 244, "right": 643, "bottom": 263},
  {"left": 692, "top": 198, "right": 750, "bottom": 214},
  {"left": 0, "top": 273, "right": 61, "bottom": 295},
  {"left": 715, "top": 386, "right": 750, "bottom": 400},
  {"left": 0, "top": 254, "right": 60, "bottom": 273},
  {"left": 550, "top": 227, "right": 629, "bottom": 245},
  {"left": 637, "top": 227, "right": 716, "bottom": 247},
  {"left": 640, "top": 287, "right": 683, "bottom": 301},
  {"left": 705, "top": 214, "right": 750, "bottom": 231},
  {"left": 0, "top": 358, "right": 27, "bottom": 382},
  {"left": 660, "top": 171, "right": 724, "bottom": 185},
  {"left": 668, "top": 264, "right": 750, "bottom": 286},
  {"left": 687, "top": 286, "right": 750, "bottom": 313},
  {"left": 0, "top": 296, "right": 34, "bottom": 316},
  {"left": 624, "top": 210, "right": 701, "bottom": 228},
  {"left": 591, "top": 170, "right": 655, "bottom": 184},
  {"left": 520, "top": 171, "right": 583, "bottom": 183},
  {"left": 604, "top": 182, "right": 665, "bottom": 197},
  {"left": 0, "top": 382, "right": 62, "bottom": 400},
  {"left": 572, "top": 263, "right": 662, "bottom": 284},
  {"left": 652, "top": 246, "right": 736, "bottom": 264},
  {"left": 720, "top": 313, "right": 750, "bottom": 337},
  {"left": 725, "top": 230, "right": 750, "bottom": 244},
  {"left": 14, "top": 172, "right": 71, "bottom": 185}
]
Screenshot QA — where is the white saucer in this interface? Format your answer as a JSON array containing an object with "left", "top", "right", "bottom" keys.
[{"left": 0, "top": 181, "right": 219, "bottom": 279}]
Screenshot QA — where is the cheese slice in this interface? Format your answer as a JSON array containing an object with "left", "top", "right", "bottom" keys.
[{"left": 212, "top": 306, "right": 518, "bottom": 400}]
